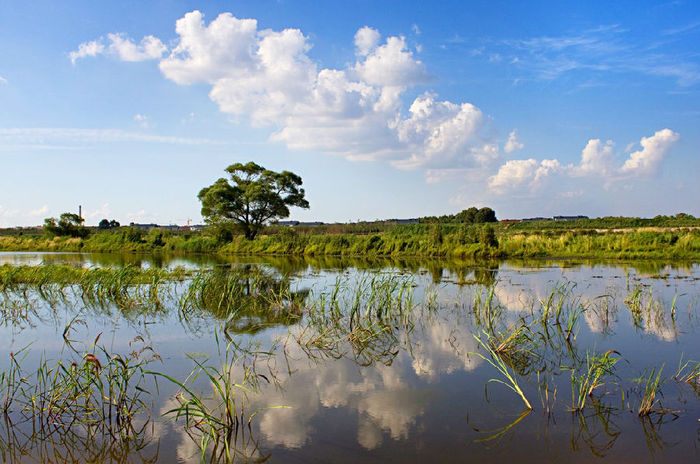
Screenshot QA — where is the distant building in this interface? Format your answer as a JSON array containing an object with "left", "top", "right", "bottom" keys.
[
  {"left": 521, "top": 217, "right": 552, "bottom": 222},
  {"left": 553, "top": 215, "right": 589, "bottom": 221}
]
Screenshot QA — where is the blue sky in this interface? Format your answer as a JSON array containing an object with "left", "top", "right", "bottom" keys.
[{"left": 1, "top": 0, "right": 699, "bottom": 226}]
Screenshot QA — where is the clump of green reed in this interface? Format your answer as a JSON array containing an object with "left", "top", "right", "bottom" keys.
[
  {"left": 472, "top": 330, "right": 532, "bottom": 410},
  {"left": 152, "top": 331, "right": 278, "bottom": 463},
  {"left": 564, "top": 350, "right": 620, "bottom": 412},
  {"left": 488, "top": 324, "right": 538, "bottom": 376},
  {"left": 297, "top": 273, "right": 415, "bottom": 365},
  {"left": 624, "top": 286, "right": 645, "bottom": 326},
  {"left": 535, "top": 281, "right": 589, "bottom": 343},
  {"left": 472, "top": 284, "right": 501, "bottom": 334},
  {"left": 0, "top": 264, "right": 189, "bottom": 316},
  {"left": 636, "top": 366, "right": 665, "bottom": 416},
  {"left": 674, "top": 356, "right": 700, "bottom": 389},
  {"left": 0, "top": 333, "right": 158, "bottom": 441}
]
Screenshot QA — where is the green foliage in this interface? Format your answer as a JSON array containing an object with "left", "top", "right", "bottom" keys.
[
  {"left": 198, "top": 161, "right": 310, "bottom": 240},
  {"left": 43, "top": 213, "right": 88, "bottom": 238},
  {"left": 97, "top": 218, "right": 120, "bottom": 230}
]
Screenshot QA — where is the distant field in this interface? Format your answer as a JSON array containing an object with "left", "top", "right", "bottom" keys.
[{"left": 2, "top": 217, "right": 700, "bottom": 260}]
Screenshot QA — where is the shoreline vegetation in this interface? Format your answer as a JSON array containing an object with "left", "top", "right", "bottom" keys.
[{"left": 2, "top": 216, "right": 700, "bottom": 260}]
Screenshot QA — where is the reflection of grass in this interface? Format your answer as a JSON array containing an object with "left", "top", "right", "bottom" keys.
[
  {"left": 180, "top": 266, "right": 307, "bottom": 334},
  {"left": 472, "top": 408, "right": 531, "bottom": 445},
  {"left": 473, "top": 331, "right": 532, "bottom": 410},
  {"left": 152, "top": 331, "right": 281, "bottom": 463}
]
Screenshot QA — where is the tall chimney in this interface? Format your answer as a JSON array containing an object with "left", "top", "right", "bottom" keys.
[{"left": 79, "top": 205, "right": 82, "bottom": 219}]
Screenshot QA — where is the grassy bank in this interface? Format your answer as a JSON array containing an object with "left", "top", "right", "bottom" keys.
[{"left": 1, "top": 223, "right": 700, "bottom": 260}]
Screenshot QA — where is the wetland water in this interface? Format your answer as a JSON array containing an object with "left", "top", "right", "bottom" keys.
[{"left": 0, "top": 252, "right": 699, "bottom": 463}]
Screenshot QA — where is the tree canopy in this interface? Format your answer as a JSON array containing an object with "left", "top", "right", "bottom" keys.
[
  {"left": 198, "top": 162, "right": 310, "bottom": 240},
  {"left": 421, "top": 207, "right": 498, "bottom": 224},
  {"left": 44, "top": 213, "right": 88, "bottom": 238},
  {"left": 98, "top": 219, "right": 120, "bottom": 230}
]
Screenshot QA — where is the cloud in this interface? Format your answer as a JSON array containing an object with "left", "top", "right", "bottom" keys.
[
  {"left": 106, "top": 33, "right": 167, "bottom": 62},
  {"left": 69, "top": 40, "right": 105, "bottom": 64},
  {"left": 355, "top": 26, "right": 381, "bottom": 56},
  {"left": 493, "top": 25, "right": 700, "bottom": 86},
  {"left": 503, "top": 130, "right": 524, "bottom": 153},
  {"left": 29, "top": 205, "right": 49, "bottom": 217},
  {"left": 570, "top": 138, "right": 614, "bottom": 176},
  {"left": 488, "top": 158, "right": 561, "bottom": 193},
  {"left": 70, "top": 34, "right": 165, "bottom": 64},
  {"left": 0, "top": 76, "right": 7, "bottom": 85},
  {"left": 77, "top": 11, "right": 488, "bottom": 168},
  {"left": 85, "top": 203, "right": 111, "bottom": 220},
  {"left": 620, "top": 128, "right": 680, "bottom": 176},
  {"left": 134, "top": 114, "right": 149, "bottom": 128},
  {"left": 0, "top": 205, "right": 19, "bottom": 219},
  {"left": 392, "top": 94, "right": 493, "bottom": 169},
  {"left": 488, "top": 128, "right": 680, "bottom": 195},
  {"left": 354, "top": 35, "right": 430, "bottom": 87}
]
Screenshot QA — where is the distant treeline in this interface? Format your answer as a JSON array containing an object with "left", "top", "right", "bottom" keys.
[
  {"left": 419, "top": 207, "right": 498, "bottom": 224},
  {"left": 505, "top": 213, "right": 699, "bottom": 230}
]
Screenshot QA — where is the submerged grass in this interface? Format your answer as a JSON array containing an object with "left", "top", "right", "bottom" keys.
[
  {"left": 636, "top": 366, "right": 665, "bottom": 417},
  {"left": 296, "top": 273, "right": 415, "bottom": 365},
  {"left": 565, "top": 350, "right": 620, "bottom": 412},
  {"left": 473, "top": 331, "right": 532, "bottom": 410},
  {"left": 151, "top": 331, "right": 280, "bottom": 463},
  {"left": 0, "top": 332, "right": 159, "bottom": 445}
]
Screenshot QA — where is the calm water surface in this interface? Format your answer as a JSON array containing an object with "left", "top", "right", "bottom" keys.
[{"left": 0, "top": 252, "right": 698, "bottom": 463}]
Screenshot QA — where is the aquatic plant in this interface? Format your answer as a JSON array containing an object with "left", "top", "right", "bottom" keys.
[
  {"left": 0, "top": 333, "right": 158, "bottom": 442},
  {"left": 473, "top": 331, "right": 532, "bottom": 410},
  {"left": 152, "top": 331, "right": 279, "bottom": 463},
  {"left": 565, "top": 350, "right": 620, "bottom": 412},
  {"left": 637, "top": 366, "right": 664, "bottom": 416}
]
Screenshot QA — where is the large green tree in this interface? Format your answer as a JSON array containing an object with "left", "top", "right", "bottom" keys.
[
  {"left": 198, "top": 162, "right": 309, "bottom": 240},
  {"left": 43, "top": 212, "right": 88, "bottom": 238}
]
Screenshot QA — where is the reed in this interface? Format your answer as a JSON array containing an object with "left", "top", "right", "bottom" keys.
[
  {"left": 565, "top": 350, "right": 620, "bottom": 412},
  {"left": 674, "top": 356, "right": 700, "bottom": 387},
  {"left": 0, "top": 333, "right": 158, "bottom": 442},
  {"left": 637, "top": 366, "right": 664, "bottom": 416},
  {"left": 151, "top": 331, "right": 280, "bottom": 463},
  {"left": 473, "top": 331, "right": 532, "bottom": 410}
]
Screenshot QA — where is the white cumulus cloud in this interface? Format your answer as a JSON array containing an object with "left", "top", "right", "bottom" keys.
[
  {"left": 620, "top": 128, "right": 679, "bottom": 177},
  {"left": 354, "top": 26, "right": 381, "bottom": 56},
  {"left": 570, "top": 138, "right": 614, "bottom": 177},
  {"left": 69, "top": 40, "right": 105, "bottom": 64},
  {"left": 70, "top": 34, "right": 166, "bottom": 64},
  {"left": 504, "top": 130, "right": 524, "bottom": 153},
  {"left": 76, "top": 11, "right": 489, "bottom": 169},
  {"left": 106, "top": 33, "right": 167, "bottom": 62},
  {"left": 488, "top": 158, "right": 561, "bottom": 193}
]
